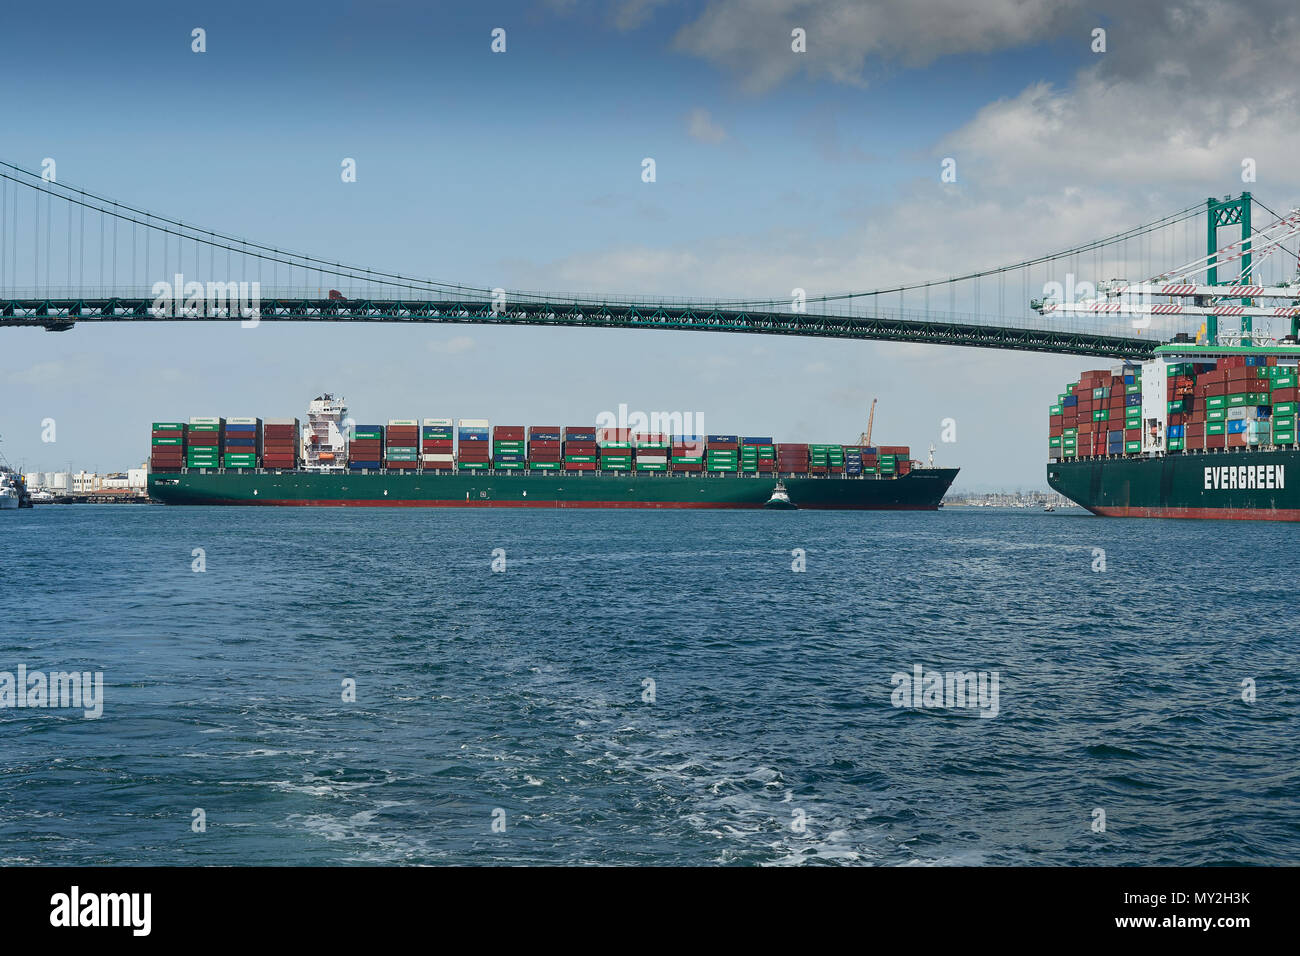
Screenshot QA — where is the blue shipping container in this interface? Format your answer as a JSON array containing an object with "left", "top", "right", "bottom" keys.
[
  {"left": 1227, "top": 420, "right": 1248, "bottom": 434},
  {"left": 1168, "top": 425, "right": 1184, "bottom": 438}
]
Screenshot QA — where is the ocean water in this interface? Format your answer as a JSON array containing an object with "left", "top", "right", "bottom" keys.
[{"left": 2, "top": 504, "right": 1297, "bottom": 866}]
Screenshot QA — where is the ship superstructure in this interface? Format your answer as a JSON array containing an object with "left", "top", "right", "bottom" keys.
[{"left": 302, "top": 394, "right": 349, "bottom": 473}]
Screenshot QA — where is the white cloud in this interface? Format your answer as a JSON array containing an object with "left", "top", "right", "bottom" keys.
[
  {"left": 686, "top": 107, "right": 728, "bottom": 145},
  {"left": 673, "top": 0, "right": 1076, "bottom": 92}
]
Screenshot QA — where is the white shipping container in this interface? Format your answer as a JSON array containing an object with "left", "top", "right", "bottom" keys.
[
  {"left": 458, "top": 419, "right": 490, "bottom": 428},
  {"left": 423, "top": 418, "right": 454, "bottom": 427},
  {"left": 189, "top": 417, "right": 223, "bottom": 425},
  {"left": 226, "top": 417, "right": 261, "bottom": 425},
  {"left": 421, "top": 454, "right": 455, "bottom": 462},
  {"left": 388, "top": 419, "right": 419, "bottom": 426},
  {"left": 264, "top": 417, "right": 300, "bottom": 426}
]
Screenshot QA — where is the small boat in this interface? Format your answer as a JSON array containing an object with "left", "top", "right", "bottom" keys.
[
  {"left": 0, "top": 471, "right": 22, "bottom": 510},
  {"left": 1043, "top": 501, "right": 1055, "bottom": 512},
  {"left": 764, "top": 480, "right": 797, "bottom": 510}
]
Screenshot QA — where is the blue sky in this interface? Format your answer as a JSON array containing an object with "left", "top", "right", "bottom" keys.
[{"left": 3, "top": 0, "right": 1295, "bottom": 488}]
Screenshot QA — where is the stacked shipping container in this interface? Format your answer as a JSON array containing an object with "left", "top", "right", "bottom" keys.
[
  {"left": 349, "top": 425, "right": 383, "bottom": 469},
  {"left": 458, "top": 420, "right": 490, "bottom": 470},
  {"left": 705, "top": 434, "right": 738, "bottom": 472},
  {"left": 422, "top": 419, "right": 454, "bottom": 470},
  {"left": 186, "top": 418, "right": 222, "bottom": 469},
  {"left": 150, "top": 422, "right": 186, "bottom": 472},
  {"left": 493, "top": 425, "right": 526, "bottom": 471},
  {"left": 385, "top": 420, "right": 420, "bottom": 470},
  {"left": 149, "top": 412, "right": 916, "bottom": 477},
  {"left": 529, "top": 426, "right": 563, "bottom": 472},
  {"left": 222, "top": 417, "right": 261, "bottom": 469},
  {"left": 634, "top": 433, "right": 670, "bottom": 472},
  {"left": 564, "top": 426, "right": 598, "bottom": 472},
  {"left": 262, "top": 418, "right": 299, "bottom": 469},
  {"left": 740, "top": 438, "right": 774, "bottom": 474},
  {"left": 597, "top": 428, "right": 633, "bottom": 471},
  {"left": 1048, "top": 356, "right": 1299, "bottom": 460}
]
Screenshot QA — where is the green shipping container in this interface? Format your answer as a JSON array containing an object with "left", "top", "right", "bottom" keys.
[
  {"left": 1272, "top": 375, "right": 1297, "bottom": 389},
  {"left": 1227, "top": 393, "right": 1249, "bottom": 406},
  {"left": 564, "top": 455, "right": 598, "bottom": 463},
  {"left": 1208, "top": 409, "right": 1227, "bottom": 422},
  {"left": 1167, "top": 438, "right": 1184, "bottom": 450},
  {"left": 1125, "top": 384, "right": 1141, "bottom": 395},
  {"left": 1274, "top": 431, "right": 1296, "bottom": 444},
  {"left": 1207, "top": 422, "right": 1226, "bottom": 435},
  {"left": 458, "top": 462, "right": 489, "bottom": 470},
  {"left": 152, "top": 422, "right": 186, "bottom": 430},
  {"left": 152, "top": 437, "right": 184, "bottom": 445},
  {"left": 1049, "top": 404, "right": 1063, "bottom": 415},
  {"left": 1125, "top": 441, "right": 1141, "bottom": 453},
  {"left": 1094, "top": 410, "right": 1109, "bottom": 421},
  {"left": 1063, "top": 428, "right": 1078, "bottom": 437},
  {"left": 1206, "top": 396, "right": 1226, "bottom": 409},
  {"left": 1048, "top": 436, "right": 1061, "bottom": 447},
  {"left": 1274, "top": 401, "right": 1297, "bottom": 416},
  {"left": 1273, "top": 416, "right": 1296, "bottom": 430},
  {"left": 529, "top": 461, "right": 562, "bottom": 470}
]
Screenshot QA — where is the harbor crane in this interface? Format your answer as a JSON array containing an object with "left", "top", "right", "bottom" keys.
[{"left": 858, "top": 398, "right": 878, "bottom": 447}]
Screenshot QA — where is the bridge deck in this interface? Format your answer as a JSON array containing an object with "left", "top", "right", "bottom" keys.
[{"left": 0, "top": 295, "right": 1159, "bottom": 359}]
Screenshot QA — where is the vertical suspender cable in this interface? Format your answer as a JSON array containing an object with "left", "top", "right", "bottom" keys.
[
  {"left": 45, "top": 191, "right": 51, "bottom": 293},
  {"left": 1, "top": 178, "right": 7, "bottom": 291}
]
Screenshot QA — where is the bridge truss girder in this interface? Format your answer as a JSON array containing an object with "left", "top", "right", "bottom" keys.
[{"left": 0, "top": 296, "right": 1157, "bottom": 360}]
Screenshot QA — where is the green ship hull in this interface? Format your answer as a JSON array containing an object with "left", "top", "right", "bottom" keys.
[
  {"left": 1047, "top": 449, "right": 1300, "bottom": 521},
  {"left": 149, "top": 468, "right": 959, "bottom": 510}
]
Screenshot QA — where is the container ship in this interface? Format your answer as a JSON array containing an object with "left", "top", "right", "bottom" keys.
[
  {"left": 147, "top": 395, "right": 958, "bottom": 509},
  {"left": 1047, "top": 341, "right": 1300, "bottom": 520}
]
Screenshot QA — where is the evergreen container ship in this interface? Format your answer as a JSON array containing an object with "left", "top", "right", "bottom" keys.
[
  {"left": 1047, "top": 341, "right": 1300, "bottom": 520},
  {"left": 148, "top": 395, "right": 958, "bottom": 510}
]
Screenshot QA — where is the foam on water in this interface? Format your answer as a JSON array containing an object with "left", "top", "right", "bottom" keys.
[{"left": 2, "top": 505, "right": 1297, "bottom": 865}]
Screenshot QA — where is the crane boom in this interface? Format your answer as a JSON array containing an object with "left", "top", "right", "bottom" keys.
[{"left": 858, "top": 398, "right": 877, "bottom": 447}]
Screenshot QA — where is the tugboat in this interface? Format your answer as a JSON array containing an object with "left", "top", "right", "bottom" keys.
[{"left": 764, "top": 480, "right": 797, "bottom": 510}]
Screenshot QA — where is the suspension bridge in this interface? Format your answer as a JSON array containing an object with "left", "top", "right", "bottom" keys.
[{"left": 1, "top": 159, "right": 1297, "bottom": 359}]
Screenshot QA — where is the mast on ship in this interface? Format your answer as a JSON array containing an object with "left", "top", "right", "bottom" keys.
[{"left": 302, "top": 394, "right": 349, "bottom": 472}]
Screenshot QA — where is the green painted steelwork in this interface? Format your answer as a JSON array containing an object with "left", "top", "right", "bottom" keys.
[
  {"left": 0, "top": 295, "right": 1160, "bottom": 359},
  {"left": 1205, "top": 193, "right": 1252, "bottom": 345}
]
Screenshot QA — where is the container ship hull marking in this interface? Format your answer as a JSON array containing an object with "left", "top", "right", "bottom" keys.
[
  {"left": 149, "top": 469, "right": 958, "bottom": 510},
  {"left": 1048, "top": 451, "right": 1300, "bottom": 521}
]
